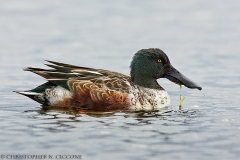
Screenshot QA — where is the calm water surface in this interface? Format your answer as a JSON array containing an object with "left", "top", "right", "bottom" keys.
[{"left": 1, "top": 1, "right": 240, "bottom": 160}]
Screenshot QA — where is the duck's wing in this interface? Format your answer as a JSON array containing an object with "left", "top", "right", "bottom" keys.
[{"left": 24, "top": 60, "right": 132, "bottom": 93}]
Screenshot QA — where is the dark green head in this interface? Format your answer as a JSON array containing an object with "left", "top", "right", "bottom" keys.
[{"left": 130, "top": 48, "right": 202, "bottom": 90}]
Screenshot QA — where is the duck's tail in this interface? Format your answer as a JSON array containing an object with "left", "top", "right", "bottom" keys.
[
  {"left": 14, "top": 90, "right": 46, "bottom": 104},
  {"left": 14, "top": 82, "right": 56, "bottom": 105}
]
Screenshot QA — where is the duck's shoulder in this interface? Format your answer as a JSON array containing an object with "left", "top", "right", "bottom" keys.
[{"left": 68, "top": 69, "right": 133, "bottom": 94}]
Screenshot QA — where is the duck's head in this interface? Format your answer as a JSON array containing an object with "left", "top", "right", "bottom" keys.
[{"left": 130, "top": 48, "right": 202, "bottom": 90}]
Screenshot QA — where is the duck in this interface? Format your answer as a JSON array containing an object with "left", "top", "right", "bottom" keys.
[{"left": 14, "top": 48, "right": 202, "bottom": 111}]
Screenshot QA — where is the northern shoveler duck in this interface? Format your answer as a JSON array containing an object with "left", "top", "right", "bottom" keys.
[{"left": 15, "top": 48, "right": 202, "bottom": 111}]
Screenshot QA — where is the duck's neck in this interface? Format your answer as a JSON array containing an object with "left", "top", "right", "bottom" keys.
[
  {"left": 130, "top": 72, "right": 163, "bottom": 90},
  {"left": 134, "top": 78, "right": 163, "bottom": 90}
]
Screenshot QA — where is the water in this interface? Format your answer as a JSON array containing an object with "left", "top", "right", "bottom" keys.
[{"left": 1, "top": 0, "right": 240, "bottom": 159}]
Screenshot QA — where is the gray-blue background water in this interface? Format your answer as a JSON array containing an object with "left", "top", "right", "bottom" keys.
[{"left": 1, "top": 0, "right": 240, "bottom": 159}]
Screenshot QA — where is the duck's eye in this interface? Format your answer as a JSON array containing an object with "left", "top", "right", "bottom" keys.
[{"left": 157, "top": 59, "right": 162, "bottom": 63}]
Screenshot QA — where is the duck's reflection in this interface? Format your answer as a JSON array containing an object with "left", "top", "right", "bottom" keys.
[{"left": 25, "top": 105, "right": 173, "bottom": 118}]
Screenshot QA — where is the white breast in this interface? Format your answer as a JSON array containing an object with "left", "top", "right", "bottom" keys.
[{"left": 128, "top": 85, "right": 171, "bottom": 110}]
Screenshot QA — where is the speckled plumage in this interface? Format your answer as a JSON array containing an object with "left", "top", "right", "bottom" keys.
[{"left": 15, "top": 48, "right": 201, "bottom": 111}]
